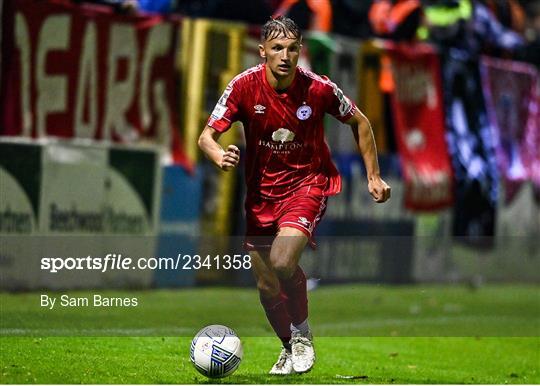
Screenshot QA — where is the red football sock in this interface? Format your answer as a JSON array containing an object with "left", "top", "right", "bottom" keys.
[
  {"left": 280, "top": 266, "right": 308, "bottom": 325},
  {"left": 259, "top": 292, "right": 292, "bottom": 347}
]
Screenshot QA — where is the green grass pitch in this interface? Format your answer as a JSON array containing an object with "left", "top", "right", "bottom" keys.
[{"left": 1, "top": 284, "right": 539, "bottom": 384}]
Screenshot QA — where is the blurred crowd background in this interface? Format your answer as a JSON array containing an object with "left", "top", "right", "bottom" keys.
[
  {"left": 0, "top": 0, "right": 538, "bottom": 290},
  {"left": 70, "top": 0, "right": 540, "bottom": 67}
]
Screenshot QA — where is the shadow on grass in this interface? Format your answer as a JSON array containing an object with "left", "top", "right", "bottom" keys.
[
  {"left": 193, "top": 373, "right": 513, "bottom": 385},
  {"left": 196, "top": 373, "right": 375, "bottom": 384}
]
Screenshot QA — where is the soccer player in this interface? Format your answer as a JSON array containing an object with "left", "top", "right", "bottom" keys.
[{"left": 198, "top": 16, "right": 391, "bottom": 375}]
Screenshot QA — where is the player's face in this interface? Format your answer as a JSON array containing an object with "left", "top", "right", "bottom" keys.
[{"left": 259, "top": 35, "right": 301, "bottom": 78}]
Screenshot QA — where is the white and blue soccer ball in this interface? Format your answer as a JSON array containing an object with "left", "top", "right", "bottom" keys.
[{"left": 190, "top": 325, "right": 243, "bottom": 378}]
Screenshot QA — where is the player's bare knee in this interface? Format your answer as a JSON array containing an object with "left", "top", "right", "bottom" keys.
[
  {"left": 271, "top": 260, "right": 296, "bottom": 280},
  {"left": 256, "top": 276, "right": 280, "bottom": 298}
]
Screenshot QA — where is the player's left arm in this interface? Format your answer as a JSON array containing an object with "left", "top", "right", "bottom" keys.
[{"left": 346, "top": 108, "right": 391, "bottom": 203}]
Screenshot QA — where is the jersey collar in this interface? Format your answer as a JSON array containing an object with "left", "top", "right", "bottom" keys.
[{"left": 262, "top": 63, "right": 299, "bottom": 99}]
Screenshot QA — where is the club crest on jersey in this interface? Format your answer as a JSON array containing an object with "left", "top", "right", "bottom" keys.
[
  {"left": 254, "top": 104, "right": 266, "bottom": 114},
  {"left": 296, "top": 104, "right": 312, "bottom": 120}
]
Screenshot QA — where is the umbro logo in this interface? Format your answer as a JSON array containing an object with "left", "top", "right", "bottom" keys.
[
  {"left": 254, "top": 104, "right": 266, "bottom": 114},
  {"left": 298, "top": 217, "right": 311, "bottom": 227}
]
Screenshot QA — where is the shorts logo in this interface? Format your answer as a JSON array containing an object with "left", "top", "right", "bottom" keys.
[
  {"left": 272, "top": 128, "right": 295, "bottom": 143},
  {"left": 298, "top": 217, "right": 311, "bottom": 228},
  {"left": 296, "top": 104, "right": 312, "bottom": 120},
  {"left": 254, "top": 104, "right": 266, "bottom": 114}
]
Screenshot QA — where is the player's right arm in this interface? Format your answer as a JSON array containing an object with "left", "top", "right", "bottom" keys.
[
  {"left": 198, "top": 74, "right": 245, "bottom": 171},
  {"left": 198, "top": 126, "right": 240, "bottom": 171}
]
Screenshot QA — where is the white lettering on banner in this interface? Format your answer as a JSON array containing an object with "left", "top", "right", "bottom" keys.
[
  {"left": 8, "top": 10, "right": 178, "bottom": 153},
  {"left": 103, "top": 24, "right": 137, "bottom": 141},
  {"left": 153, "top": 81, "right": 171, "bottom": 147},
  {"left": 394, "top": 63, "right": 437, "bottom": 108},
  {"left": 36, "top": 15, "right": 71, "bottom": 137},
  {"left": 75, "top": 22, "right": 98, "bottom": 138},
  {"left": 15, "top": 13, "right": 32, "bottom": 136},
  {"left": 140, "top": 23, "right": 172, "bottom": 131},
  {"left": 405, "top": 163, "right": 451, "bottom": 204}
]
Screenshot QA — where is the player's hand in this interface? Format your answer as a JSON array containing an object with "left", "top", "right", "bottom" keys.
[
  {"left": 219, "top": 145, "right": 240, "bottom": 171},
  {"left": 368, "top": 175, "right": 391, "bottom": 203}
]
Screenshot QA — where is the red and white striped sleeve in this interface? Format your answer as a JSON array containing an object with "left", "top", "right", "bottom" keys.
[
  {"left": 207, "top": 79, "right": 243, "bottom": 133},
  {"left": 322, "top": 76, "right": 356, "bottom": 123}
]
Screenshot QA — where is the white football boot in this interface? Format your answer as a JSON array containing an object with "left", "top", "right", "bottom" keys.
[
  {"left": 290, "top": 331, "right": 315, "bottom": 373},
  {"left": 269, "top": 347, "right": 295, "bottom": 375}
]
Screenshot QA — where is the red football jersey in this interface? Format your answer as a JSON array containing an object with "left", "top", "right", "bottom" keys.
[{"left": 207, "top": 64, "right": 357, "bottom": 200}]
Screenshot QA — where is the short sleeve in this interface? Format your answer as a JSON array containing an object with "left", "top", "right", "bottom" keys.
[
  {"left": 207, "top": 80, "right": 243, "bottom": 132},
  {"left": 323, "top": 78, "right": 357, "bottom": 123}
]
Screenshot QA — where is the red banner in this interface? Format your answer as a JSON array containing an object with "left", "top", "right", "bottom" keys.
[
  {"left": 1, "top": 0, "right": 190, "bottom": 169},
  {"left": 385, "top": 42, "right": 454, "bottom": 211},
  {"left": 480, "top": 56, "right": 540, "bottom": 203}
]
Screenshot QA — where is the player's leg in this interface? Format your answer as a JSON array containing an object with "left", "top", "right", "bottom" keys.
[
  {"left": 270, "top": 226, "right": 310, "bottom": 333},
  {"left": 269, "top": 226, "right": 308, "bottom": 279},
  {"left": 245, "top": 195, "right": 296, "bottom": 374},
  {"left": 250, "top": 249, "right": 292, "bottom": 345},
  {"left": 271, "top": 190, "right": 327, "bottom": 374},
  {"left": 250, "top": 249, "right": 295, "bottom": 374},
  {"left": 269, "top": 227, "right": 315, "bottom": 373}
]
